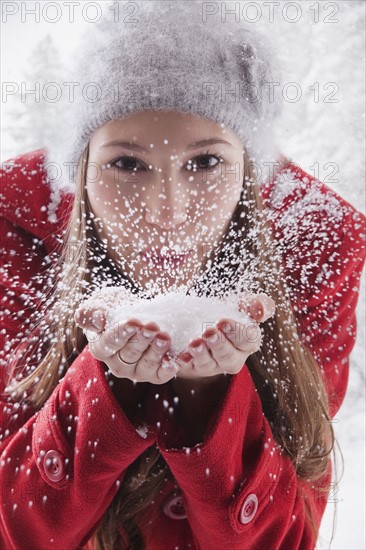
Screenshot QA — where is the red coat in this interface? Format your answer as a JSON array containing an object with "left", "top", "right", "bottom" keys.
[{"left": 1, "top": 149, "right": 365, "bottom": 549}]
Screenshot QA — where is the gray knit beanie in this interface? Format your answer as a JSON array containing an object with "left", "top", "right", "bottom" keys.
[{"left": 44, "top": 0, "right": 283, "bottom": 222}]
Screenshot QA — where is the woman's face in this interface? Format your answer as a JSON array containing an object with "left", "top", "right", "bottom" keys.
[{"left": 86, "top": 110, "right": 245, "bottom": 294}]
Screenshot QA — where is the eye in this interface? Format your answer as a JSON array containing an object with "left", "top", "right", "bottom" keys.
[
  {"left": 108, "top": 156, "right": 146, "bottom": 172},
  {"left": 106, "top": 150, "right": 224, "bottom": 173},
  {"left": 189, "top": 151, "right": 223, "bottom": 172}
]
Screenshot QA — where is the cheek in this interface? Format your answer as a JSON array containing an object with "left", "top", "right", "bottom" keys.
[
  {"left": 86, "top": 175, "right": 120, "bottom": 219},
  {"left": 200, "top": 175, "right": 242, "bottom": 222},
  {"left": 86, "top": 178, "right": 145, "bottom": 234},
  {"left": 217, "top": 172, "right": 242, "bottom": 209}
]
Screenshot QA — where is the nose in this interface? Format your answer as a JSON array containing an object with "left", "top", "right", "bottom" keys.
[
  {"left": 144, "top": 176, "right": 188, "bottom": 230},
  {"left": 145, "top": 207, "right": 187, "bottom": 230}
]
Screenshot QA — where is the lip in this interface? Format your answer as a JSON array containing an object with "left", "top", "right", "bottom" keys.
[
  {"left": 140, "top": 248, "right": 194, "bottom": 266},
  {"left": 141, "top": 247, "right": 194, "bottom": 258}
]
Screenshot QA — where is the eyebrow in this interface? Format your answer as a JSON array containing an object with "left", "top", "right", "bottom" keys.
[
  {"left": 188, "top": 139, "right": 233, "bottom": 150},
  {"left": 100, "top": 138, "right": 233, "bottom": 153}
]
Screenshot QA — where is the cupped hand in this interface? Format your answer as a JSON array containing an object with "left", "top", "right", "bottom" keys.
[
  {"left": 173, "top": 292, "right": 276, "bottom": 380},
  {"left": 74, "top": 305, "right": 178, "bottom": 385}
]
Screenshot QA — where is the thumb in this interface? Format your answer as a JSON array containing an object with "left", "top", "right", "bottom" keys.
[
  {"left": 74, "top": 306, "right": 106, "bottom": 332},
  {"left": 239, "top": 293, "right": 276, "bottom": 323}
]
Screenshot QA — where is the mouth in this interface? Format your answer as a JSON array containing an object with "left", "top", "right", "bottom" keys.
[{"left": 140, "top": 247, "right": 194, "bottom": 267}]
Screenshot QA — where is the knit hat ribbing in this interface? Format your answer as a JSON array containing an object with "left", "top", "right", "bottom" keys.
[{"left": 44, "top": 0, "right": 283, "bottom": 222}]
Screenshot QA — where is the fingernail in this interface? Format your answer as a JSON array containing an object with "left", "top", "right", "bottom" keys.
[
  {"left": 179, "top": 352, "right": 192, "bottom": 364},
  {"left": 83, "top": 328, "right": 100, "bottom": 342},
  {"left": 143, "top": 329, "right": 157, "bottom": 338},
  {"left": 155, "top": 338, "right": 168, "bottom": 348},
  {"left": 92, "top": 311, "right": 104, "bottom": 330},
  {"left": 264, "top": 298, "right": 276, "bottom": 317},
  {"left": 206, "top": 332, "right": 218, "bottom": 343},
  {"left": 124, "top": 324, "right": 137, "bottom": 334},
  {"left": 258, "top": 295, "right": 276, "bottom": 318},
  {"left": 222, "top": 322, "right": 233, "bottom": 332},
  {"left": 191, "top": 343, "right": 204, "bottom": 354},
  {"left": 162, "top": 359, "right": 177, "bottom": 370},
  {"left": 247, "top": 301, "right": 264, "bottom": 319}
]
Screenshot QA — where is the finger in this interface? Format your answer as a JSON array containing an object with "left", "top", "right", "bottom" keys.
[
  {"left": 88, "top": 318, "right": 143, "bottom": 360},
  {"left": 238, "top": 293, "right": 275, "bottom": 323},
  {"left": 83, "top": 327, "right": 103, "bottom": 344},
  {"left": 114, "top": 322, "right": 162, "bottom": 365},
  {"left": 185, "top": 336, "right": 218, "bottom": 374},
  {"left": 75, "top": 306, "right": 107, "bottom": 332},
  {"left": 109, "top": 335, "right": 179, "bottom": 384},
  {"left": 216, "top": 318, "right": 263, "bottom": 354},
  {"left": 174, "top": 350, "right": 196, "bottom": 378},
  {"left": 178, "top": 327, "right": 243, "bottom": 377},
  {"left": 157, "top": 350, "right": 182, "bottom": 382},
  {"left": 202, "top": 326, "right": 252, "bottom": 373},
  {"left": 135, "top": 332, "right": 171, "bottom": 377},
  {"left": 176, "top": 351, "right": 194, "bottom": 367}
]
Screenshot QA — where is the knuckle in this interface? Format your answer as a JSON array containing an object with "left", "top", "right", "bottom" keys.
[
  {"left": 107, "top": 363, "right": 124, "bottom": 378},
  {"left": 242, "top": 322, "right": 261, "bottom": 341},
  {"left": 229, "top": 353, "right": 248, "bottom": 373},
  {"left": 84, "top": 328, "right": 101, "bottom": 342},
  {"left": 160, "top": 369, "right": 176, "bottom": 380},
  {"left": 104, "top": 328, "right": 121, "bottom": 347},
  {"left": 195, "top": 358, "right": 213, "bottom": 369},
  {"left": 123, "top": 347, "right": 142, "bottom": 362},
  {"left": 158, "top": 361, "right": 177, "bottom": 378},
  {"left": 139, "top": 356, "right": 160, "bottom": 370},
  {"left": 214, "top": 349, "right": 234, "bottom": 362},
  {"left": 150, "top": 343, "right": 168, "bottom": 358},
  {"left": 215, "top": 356, "right": 232, "bottom": 369},
  {"left": 245, "top": 339, "right": 261, "bottom": 354}
]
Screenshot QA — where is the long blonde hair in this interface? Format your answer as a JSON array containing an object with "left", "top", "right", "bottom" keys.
[{"left": 4, "top": 143, "right": 341, "bottom": 548}]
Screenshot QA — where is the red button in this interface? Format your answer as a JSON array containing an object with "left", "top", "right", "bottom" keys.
[
  {"left": 43, "top": 450, "right": 65, "bottom": 482},
  {"left": 239, "top": 493, "right": 258, "bottom": 524},
  {"left": 163, "top": 493, "right": 187, "bottom": 520}
]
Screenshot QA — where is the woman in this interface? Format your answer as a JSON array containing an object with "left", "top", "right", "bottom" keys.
[{"left": 1, "top": 1, "right": 365, "bottom": 549}]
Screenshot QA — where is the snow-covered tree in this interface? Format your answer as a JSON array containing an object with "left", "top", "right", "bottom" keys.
[{"left": 4, "top": 34, "right": 67, "bottom": 156}]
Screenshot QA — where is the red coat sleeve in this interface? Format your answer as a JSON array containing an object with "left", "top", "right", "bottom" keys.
[
  {"left": 0, "top": 153, "right": 156, "bottom": 549},
  {"left": 154, "top": 367, "right": 331, "bottom": 549},
  {"left": 268, "top": 168, "right": 366, "bottom": 419},
  {"left": 0, "top": 350, "right": 156, "bottom": 549},
  {"left": 152, "top": 174, "right": 366, "bottom": 549}
]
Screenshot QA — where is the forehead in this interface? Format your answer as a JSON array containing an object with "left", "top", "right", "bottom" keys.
[{"left": 89, "top": 110, "right": 243, "bottom": 151}]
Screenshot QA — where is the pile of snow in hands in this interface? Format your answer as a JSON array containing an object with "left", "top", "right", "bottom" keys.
[{"left": 80, "top": 286, "right": 253, "bottom": 356}]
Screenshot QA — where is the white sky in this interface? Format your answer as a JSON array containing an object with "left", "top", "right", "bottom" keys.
[{"left": 1, "top": 1, "right": 94, "bottom": 78}]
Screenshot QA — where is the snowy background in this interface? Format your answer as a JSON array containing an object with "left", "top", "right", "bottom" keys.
[{"left": 1, "top": 1, "right": 365, "bottom": 548}]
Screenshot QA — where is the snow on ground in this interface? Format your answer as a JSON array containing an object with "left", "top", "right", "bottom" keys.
[{"left": 1, "top": 1, "right": 365, "bottom": 547}]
